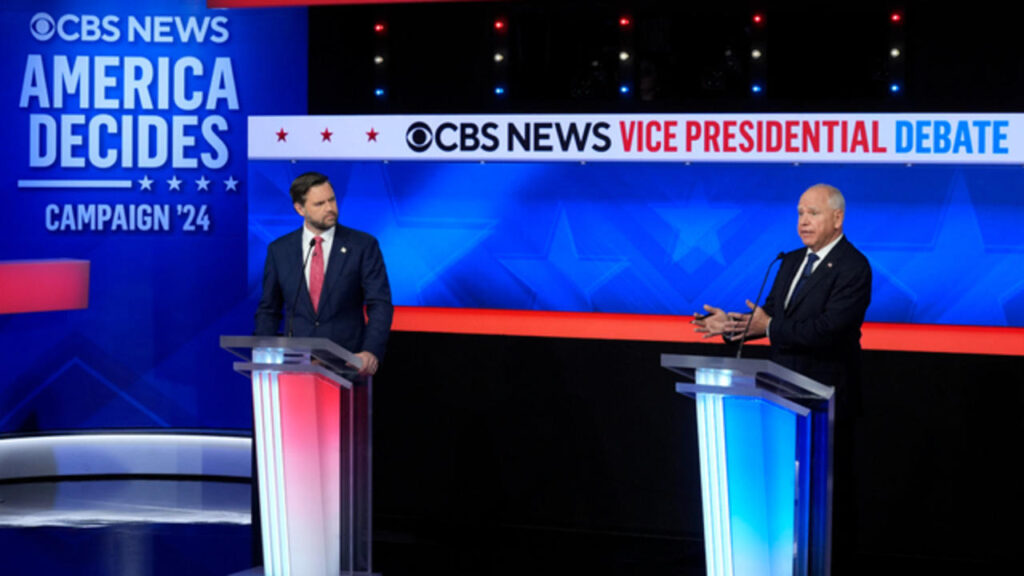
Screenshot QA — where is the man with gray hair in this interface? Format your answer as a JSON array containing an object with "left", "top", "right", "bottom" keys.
[{"left": 694, "top": 182, "right": 872, "bottom": 574}]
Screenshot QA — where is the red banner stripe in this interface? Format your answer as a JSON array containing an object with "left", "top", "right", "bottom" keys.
[
  {"left": 392, "top": 306, "right": 1024, "bottom": 357},
  {"left": 0, "top": 260, "right": 90, "bottom": 314}
]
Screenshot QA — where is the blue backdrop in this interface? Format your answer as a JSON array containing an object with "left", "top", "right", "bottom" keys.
[
  {"left": 0, "top": 0, "right": 307, "bottom": 433},
  {"left": 250, "top": 159, "right": 1024, "bottom": 327}
]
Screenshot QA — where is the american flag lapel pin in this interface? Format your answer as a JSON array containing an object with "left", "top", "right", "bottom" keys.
[{"left": 340, "top": 246, "right": 347, "bottom": 254}]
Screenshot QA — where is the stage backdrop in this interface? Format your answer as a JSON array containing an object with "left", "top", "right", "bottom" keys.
[
  {"left": 0, "top": 0, "right": 307, "bottom": 433},
  {"left": 248, "top": 113, "right": 1024, "bottom": 328}
]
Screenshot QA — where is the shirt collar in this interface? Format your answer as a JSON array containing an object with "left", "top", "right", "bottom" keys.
[{"left": 807, "top": 233, "right": 843, "bottom": 262}]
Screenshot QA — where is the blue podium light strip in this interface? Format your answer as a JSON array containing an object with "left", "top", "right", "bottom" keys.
[
  {"left": 253, "top": 347, "right": 290, "bottom": 576},
  {"left": 695, "top": 368, "right": 735, "bottom": 576}
]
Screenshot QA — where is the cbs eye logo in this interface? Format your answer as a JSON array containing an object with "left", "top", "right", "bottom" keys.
[
  {"left": 405, "top": 122, "right": 433, "bottom": 153},
  {"left": 30, "top": 13, "right": 56, "bottom": 42}
]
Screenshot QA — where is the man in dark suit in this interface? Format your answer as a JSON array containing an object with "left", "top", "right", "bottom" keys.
[
  {"left": 250, "top": 171, "right": 392, "bottom": 569},
  {"left": 694, "top": 183, "right": 872, "bottom": 574},
  {"left": 254, "top": 171, "right": 393, "bottom": 374}
]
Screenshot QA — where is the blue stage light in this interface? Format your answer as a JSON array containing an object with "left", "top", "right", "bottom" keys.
[
  {"left": 374, "top": 88, "right": 385, "bottom": 98},
  {"left": 890, "top": 83, "right": 901, "bottom": 93},
  {"left": 619, "top": 85, "right": 631, "bottom": 95},
  {"left": 494, "top": 86, "right": 506, "bottom": 96},
  {"left": 751, "top": 84, "right": 763, "bottom": 93}
]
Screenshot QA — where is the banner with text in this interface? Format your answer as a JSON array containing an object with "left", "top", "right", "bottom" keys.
[{"left": 0, "top": 0, "right": 307, "bottom": 433}]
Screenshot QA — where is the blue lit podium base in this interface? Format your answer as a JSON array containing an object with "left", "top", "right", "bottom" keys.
[{"left": 662, "top": 355, "right": 835, "bottom": 576}]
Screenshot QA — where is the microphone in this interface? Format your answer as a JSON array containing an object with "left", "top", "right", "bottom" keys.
[
  {"left": 286, "top": 238, "right": 317, "bottom": 337},
  {"left": 735, "top": 251, "right": 785, "bottom": 359}
]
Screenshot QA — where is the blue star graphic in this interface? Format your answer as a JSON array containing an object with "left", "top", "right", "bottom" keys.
[
  {"left": 652, "top": 185, "right": 741, "bottom": 274},
  {"left": 499, "top": 209, "right": 629, "bottom": 311},
  {"left": 863, "top": 171, "right": 1024, "bottom": 326}
]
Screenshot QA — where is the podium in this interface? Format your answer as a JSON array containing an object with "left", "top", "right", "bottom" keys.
[
  {"left": 222, "top": 336, "right": 374, "bottom": 576},
  {"left": 661, "top": 354, "right": 835, "bottom": 576}
]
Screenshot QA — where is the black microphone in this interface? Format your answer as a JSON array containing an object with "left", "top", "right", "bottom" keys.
[
  {"left": 735, "top": 251, "right": 785, "bottom": 359},
  {"left": 286, "top": 238, "right": 317, "bottom": 337}
]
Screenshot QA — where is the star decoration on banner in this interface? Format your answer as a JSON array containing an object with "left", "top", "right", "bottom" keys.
[
  {"left": 499, "top": 209, "right": 629, "bottom": 310},
  {"left": 652, "top": 187, "right": 740, "bottom": 274},
  {"left": 321, "top": 127, "right": 333, "bottom": 142},
  {"left": 276, "top": 128, "right": 288, "bottom": 142},
  {"left": 138, "top": 175, "right": 154, "bottom": 191},
  {"left": 196, "top": 175, "right": 211, "bottom": 192},
  {"left": 366, "top": 127, "right": 379, "bottom": 142},
  {"left": 224, "top": 176, "right": 240, "bottom": 192},
  {"left": 167, "top": 175, "right": 183, "bottom": 191}
]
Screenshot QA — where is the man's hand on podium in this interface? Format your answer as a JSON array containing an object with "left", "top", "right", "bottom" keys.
[{"left": 350, "top": 351, "right": 379, "bottom": 377}]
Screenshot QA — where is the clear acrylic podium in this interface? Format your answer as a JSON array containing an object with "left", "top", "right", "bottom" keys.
[
  {"left": 222, "top": 336, "right": 375, "bottom": 576},
  {"left": 661, "top": 354, "right": 835, "bottom": 576}
]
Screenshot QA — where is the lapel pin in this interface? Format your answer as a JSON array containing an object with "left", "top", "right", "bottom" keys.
[
  {"left": 827, "top": 262, "right": 833, "bottom": 268},
  {"left": 340, "top": 246, "right": 347, "bottom": 254}
]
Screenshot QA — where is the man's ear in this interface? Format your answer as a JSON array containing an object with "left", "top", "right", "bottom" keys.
[{"left": 293, "top": 202, "right": 305, "bottom": 217}]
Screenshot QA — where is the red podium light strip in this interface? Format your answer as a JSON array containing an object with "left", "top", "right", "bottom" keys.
[
  {"left": 392, "top": 306, "right": 1024, "bottom": 357},
  {"left": 0, "top": 260, "right": 90, "bottom": 314}
]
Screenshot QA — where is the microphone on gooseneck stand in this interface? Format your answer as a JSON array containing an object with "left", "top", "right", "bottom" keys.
[
  {"left": 736, "top": 251, "right": 785, "bottom": 360},
  {"left": 287, "top": 238, "right": 317, "bottom": 338}
]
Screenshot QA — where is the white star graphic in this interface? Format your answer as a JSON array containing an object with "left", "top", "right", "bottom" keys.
[
  {"left": 196, "top": 175, "right": 211, "bottom": 192},
  {"left": 167, "top": 175, "right": 182, "bottom": 191},
  {"left": 138, "top": 175, "right": 154, "bottom": 191},
  {"left": 224, "top": 176, "right": 239, "bottom": 192}
]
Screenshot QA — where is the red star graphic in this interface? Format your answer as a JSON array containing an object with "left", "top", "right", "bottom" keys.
[
  {"left": 366, "top": 127, "right": 379, "bottom": 142},
  {"left": 321, "top": 127, "right": 333, "bottom": 142},
  {"left": 276, "top": 128, "right": 288, "bottom": 142}
]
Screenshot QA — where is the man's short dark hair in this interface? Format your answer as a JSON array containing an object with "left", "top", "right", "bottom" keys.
[{"left": 290, "top": 172, "right": 330, "bottom": 205}]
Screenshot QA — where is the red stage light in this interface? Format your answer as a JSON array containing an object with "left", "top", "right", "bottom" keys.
[
  {"left": 891, "top": 13, "right": 902, "bottom": 23},
  {"left": 494, "top": 19, "right": 506, "bottom": 31},
  {"left": 374, "top": 22, "right": 386, "bottom": 33},
  {"left": 752, "top": 13, "right": 765, "bottom": 25},
  {"left": 619, "top": 16, "right": 631, "bottom": 27}
]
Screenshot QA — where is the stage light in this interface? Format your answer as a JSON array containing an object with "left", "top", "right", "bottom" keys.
[
  {"left": 494, "top": 86, "right": 506, "bottom": 96},
  {"left": 752, "top": 13, "right": 765, "bottom": 25},
  {"left": 374, "top": 22, "right": 386, "bottom": 34},
  {"left": 374, "top": 88, "right": 385, "bottom": 97},
  {"left": 751, "top": 48, "right": 763, "bottom": 60},
  {"left": 494, "top": 52, "right": 505, "bottom": 63},
  {"left": 619, "top": 51, "right": 630, "bottom": 61},
  {"left": 890, "top": 47, "right": 901, "bottom": 58},
  {"left": 494, "top": 18, "right": 507, "bottom": 31},
  {"left": 619, "top": 85, "right": 631, "bottom": 94},
  {"left": 890, "top": 83, "right": 901, "bottom": 93},
  {"left": 619, "top": 16, "right": 632, "bottom": 27},
  {"left": 374, "top": 55, "right": 384, "bottom": 65},
  {"left": 890, "top": 12, "right": 902, "bottom": 23},
  {"left": 751, "top": 84, "right": 763, "bottom": 93}
]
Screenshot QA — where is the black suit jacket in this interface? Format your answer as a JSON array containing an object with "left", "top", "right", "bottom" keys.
[
  {"left": 762, "top": 236, "right": 872, "bottom": 390},
  {"left": 254, "top": 224, "right": 394, "bottom": 360}
]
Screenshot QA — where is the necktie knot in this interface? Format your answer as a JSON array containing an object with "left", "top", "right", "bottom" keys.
[
  {"left": 804, "top": 253, "right": 819, "bottom": 276},
  {"left": 788, "top": 252, "right": 819, "bottom": 309}
]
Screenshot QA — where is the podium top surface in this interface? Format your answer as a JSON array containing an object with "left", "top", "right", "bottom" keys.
[
  {"left": 220, "top": 335, "right": 363, "bottom": 382},
  {"left": 660, "top": 353, "right": 833, "bottom": 403}
]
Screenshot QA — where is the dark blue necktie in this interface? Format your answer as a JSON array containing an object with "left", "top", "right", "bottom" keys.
[{"left": 789, "top": 253, "right": 819, "bottom": 307}]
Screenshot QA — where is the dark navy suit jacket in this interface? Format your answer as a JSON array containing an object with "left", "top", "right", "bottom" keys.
[
  {"left": 762, "top": 236, "right": 872, "bottom": 391},
  {"left": 254, "top": 224, "right": 393, "bottom": 360}
]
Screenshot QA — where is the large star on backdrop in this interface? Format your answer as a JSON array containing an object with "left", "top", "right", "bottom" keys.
[
  {"left": 499, "top": 209, "right": 629, "bottom": 311},
  {"left": 863, "top": 170, "right": 1024, "bottom": 325},
  {"left": 652, "top": 185, "right": 741, "bottom": 274},
  {"left": 338, "top": 163, "right": 497, "bottom": 305}
]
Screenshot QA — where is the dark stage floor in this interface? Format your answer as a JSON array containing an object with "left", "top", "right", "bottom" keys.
[{"left": 0, "top": 478, "right": 712, "bottom": 576}]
